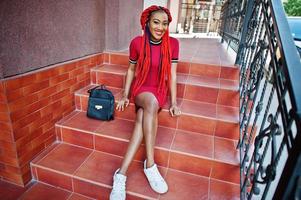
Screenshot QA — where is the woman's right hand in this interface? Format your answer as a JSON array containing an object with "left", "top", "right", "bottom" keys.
[{"left": 116, "top": 96, "right": 130, "bottom": 111}]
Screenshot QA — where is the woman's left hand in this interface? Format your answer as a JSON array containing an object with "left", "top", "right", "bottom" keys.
[{"left": 169, "top": 104, "right": 181, "bottom": 117}]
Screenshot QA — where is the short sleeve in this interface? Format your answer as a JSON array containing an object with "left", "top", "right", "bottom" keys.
[
  {"left": 171, "top": 38, "right": 179, "bottom": 63},
  {"left": 129, "top": 37, "right": 140, "bottom": 64}
]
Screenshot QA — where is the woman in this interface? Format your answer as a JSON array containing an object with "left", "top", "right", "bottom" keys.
[{"left": 110, "top": 5, "right": 181, "bottom": 200}]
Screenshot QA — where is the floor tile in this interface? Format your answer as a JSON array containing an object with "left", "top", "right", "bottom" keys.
[
  {"left": 97, "top": 72, "right": 124, "bottom": 88},
  {"left": 68, "top": 193, "right": 95, "bottom": 200},
  {"left": 187, "top": 74, "right": 219, "bottom": 88},
  {"left": 184, "top": 84, "right": 219, "bottom": 104},
  {"left": 126, "top": 161, "right": 162, "bottom": 199},
  {"left": 31, "top": 142, "right": 60, "bottom": 164},
  {"left": 211, "top": 162, "right": 240, "bottom": 184},
  {"left": 160, "top": 169, "right": 209, "bottom": 200},
  {"left": 176, "top": 83, "right": 185, "bottom": 98},
  {"left": 178, "top": 114, "right": 216, "bottom": 135},
  {"left": 62, "top": 112, "right": 104, "bottom": 132},
  {"left": 217, "top": 90, "right": 239, "bottom": 107},
  {"left": 177, "top": 73, "right": 188, "bottom": 84},
  {"left": 114, "top": 104, "right": 136, "bottom": 121},
  {"left": 214, "top": 137, "right": 239, "bottom": 164},
  {"left": 95, "top": 135, "right": 129, "bottom": 156},
  {"left": 220, "top": 67, "right": 239, "bottom": 80},
  {"left": 155, "top": 126, "right": 175, "bottom": 149},
  {"left": 74, "top": 151, "right": 122, "bottom": 185},
  {"left": 95, "top": 118, "right": 134, "bottom": 140},
  {"left": 73, "top": 178, "right": 111, "bottom": 200},
  {"left": 37, "top": 143, "right": 92, "bottom": 174},
  {"left": 171, "top": 130, "right": 213, "bottom": 158},
  {"left": 162, "top": 98, "right": 183, "bottom": 110},
  {"left": 110, "top": 54, "right": 129, "bottom": 66},
  {"left": 189, "top": 63, "right": 221, "bottom": 78},
  {"left": 215, "top": 121, "right": 239, "bottom": 140},
  {"left": 169, "top": 152, "right": 212, "bottom": 177},
  {"left": 56, "top": 111, "right": 79, "bottom": 125},
  {"left": 36, "top": 167, "right": 73, "bottom": 190},
  {"left": 19, "top": 182, "right": 71, "bottom": 200},
  {"left": 216, "top": 105, "right": 239, "bottom": 122},
  {"left": 220, "top": 79, "right": 239, "bottom": 90},
  {"left": 181, "top": 100, "right": 216, "bottom": 118},
  {"left": 209, "top": 179, "right": 240, "bottom": 200},
  {"left": 177, "top": 62, "right": 190, "bottom": 74},
  {"left": 61, "top": 127, "right": 94, "bottom": 149},
  {"left": 158, "top": 110, "right": 178, "bottom": 129},
  {"left": 0, "top": 180, "right": 33, "bottom": 200},
  {"left": 95, "top": 64, "right": 127, "bottom": 74}
]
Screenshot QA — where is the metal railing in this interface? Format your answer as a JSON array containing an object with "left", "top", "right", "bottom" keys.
[
  {"left": 220, "top": 0, "right": 301, "bottom": 199},
  {"left": 219, "top": 0, "right": 248, "bottom": 51}
]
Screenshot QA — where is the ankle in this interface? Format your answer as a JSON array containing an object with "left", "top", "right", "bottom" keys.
[
  {"left": 118, "top": 168, "right": 127, "bottom": 176},
  {"left": 146, "top": 159, "right": 155, "bottom": 168}
]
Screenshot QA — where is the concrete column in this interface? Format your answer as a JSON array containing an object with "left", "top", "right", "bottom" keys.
[
  {"left": 169, "top": 0, "right": 180, "bottom": 33},
  {"left": 207, "top": 2, "right": 214, "bottom": 34}
]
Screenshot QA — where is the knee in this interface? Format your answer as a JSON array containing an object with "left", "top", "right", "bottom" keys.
[{"left": 144, "top": 100, "right": 159, "bottom": 115}]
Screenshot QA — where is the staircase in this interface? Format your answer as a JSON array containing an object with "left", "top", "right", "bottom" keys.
[{"left": 27, "top": 52, "right": 240, "bottom": 199}]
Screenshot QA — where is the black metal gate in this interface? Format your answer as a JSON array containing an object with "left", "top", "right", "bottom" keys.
[{"left": 220, "top": 0, "right": 301, "bottom": 199}]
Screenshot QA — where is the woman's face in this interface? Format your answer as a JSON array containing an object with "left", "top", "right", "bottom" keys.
[{"left": 148, "top": 11, "right": 169, "bottom": 42}]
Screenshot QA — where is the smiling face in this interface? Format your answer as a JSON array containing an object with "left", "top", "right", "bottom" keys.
[{"left": 148, "top": 10, "right": 169, "bottom": 42}]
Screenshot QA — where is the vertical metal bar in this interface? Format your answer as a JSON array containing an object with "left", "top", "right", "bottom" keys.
[{"left": 235, "top": 0, "right": 255, "bottom": 65}]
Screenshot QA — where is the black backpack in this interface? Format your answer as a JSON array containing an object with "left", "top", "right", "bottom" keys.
[{"left": 86, "top": 85, "right": 115, "bottom": 121}]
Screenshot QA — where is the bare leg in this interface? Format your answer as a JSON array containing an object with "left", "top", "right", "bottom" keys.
[
  {"left": 118, "top": 108, "right": 144, "bottom": 175},
  {"left": 135, "top": 92, "right": 159, "bottom": 168}
]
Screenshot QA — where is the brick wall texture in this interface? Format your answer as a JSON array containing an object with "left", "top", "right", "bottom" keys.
[{"left": 0, "top": 54, "right": 104, "bottom": 186}]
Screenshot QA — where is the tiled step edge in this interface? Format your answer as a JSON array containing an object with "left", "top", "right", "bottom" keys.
[
  {"left": 30, "top": 143, "right": 240, "bottom": 199},
  {"left": 90, "top": 64, "right": 239, "bottom": 107},
  {"left": 31, "top": 158, "right": 157, "bottom": 200},
  {"left": 54, "top": 112, "right": 240, "bottom": 184},
  {"left": 102, "top": 52, "right": 239, "bottom": 81},
  {"left": 75, "top": 85, "right": 239, "bottom": 140}
]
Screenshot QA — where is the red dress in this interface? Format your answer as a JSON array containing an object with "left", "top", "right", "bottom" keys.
[{"left": 129, "top": 36, "right": 179, "bottom": 108}]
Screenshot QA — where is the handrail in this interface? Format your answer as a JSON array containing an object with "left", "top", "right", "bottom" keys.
[{"left": 220, "top": 0, "right": 301, "bottom": 199}]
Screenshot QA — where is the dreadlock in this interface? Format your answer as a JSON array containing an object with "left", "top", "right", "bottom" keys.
[{"left": 131, "top": 5, "right": 172, "bottom": 98}]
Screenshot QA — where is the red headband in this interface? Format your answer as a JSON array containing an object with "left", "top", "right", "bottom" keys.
[{"left": 140, "top": 5, "right": 172, "bottom": 30}]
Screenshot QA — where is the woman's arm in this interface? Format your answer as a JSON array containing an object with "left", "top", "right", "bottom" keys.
[
  {"left": 170, "top": 63, "right": 177, "bottom": 106},
  {"left": 123, "top": 63, "right": 136, "bottom": 98},
  {"left": 116, "top": 63, "right": 136, "bottom": 111},
  {"left": 169, "top": 63, "right": 181, "bottom": 116}
]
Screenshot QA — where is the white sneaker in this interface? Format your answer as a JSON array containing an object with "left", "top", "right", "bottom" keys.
[
  {"left": 143, "top": 160, "right": 168, "bottom": 194},
  {"left": 110, "top": 169, "right": 127, "bottom": 200}
]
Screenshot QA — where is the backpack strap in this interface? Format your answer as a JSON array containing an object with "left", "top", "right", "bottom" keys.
[{"left": 88, "top": 84, "right": 106, "bottom": 93}]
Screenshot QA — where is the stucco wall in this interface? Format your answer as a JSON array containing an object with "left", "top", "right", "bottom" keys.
[
  {"left": 0, "top": 0, "right": 106, "bottom": 78},
  {"left": 105, "top": 0, "right": 142, "bottom": 51}
]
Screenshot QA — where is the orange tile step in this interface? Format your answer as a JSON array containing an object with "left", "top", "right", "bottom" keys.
[
  {"left": 31, "top": 143, "right": 240, "bottom": 200},
  {"left": 103, "top": 52, "right": 239, "bottom": 81},
  {"left": 75, "top": 85, "right": 239, "bottom": 140},
  {"left": 90, "top": 64, "right": 239, "bottom": 107},
  {"left": 18, "top": 182, "right": 95, "bottom": 200},
  {"left": 54, "top": 110, "right": 240, "bottom": 185}
]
